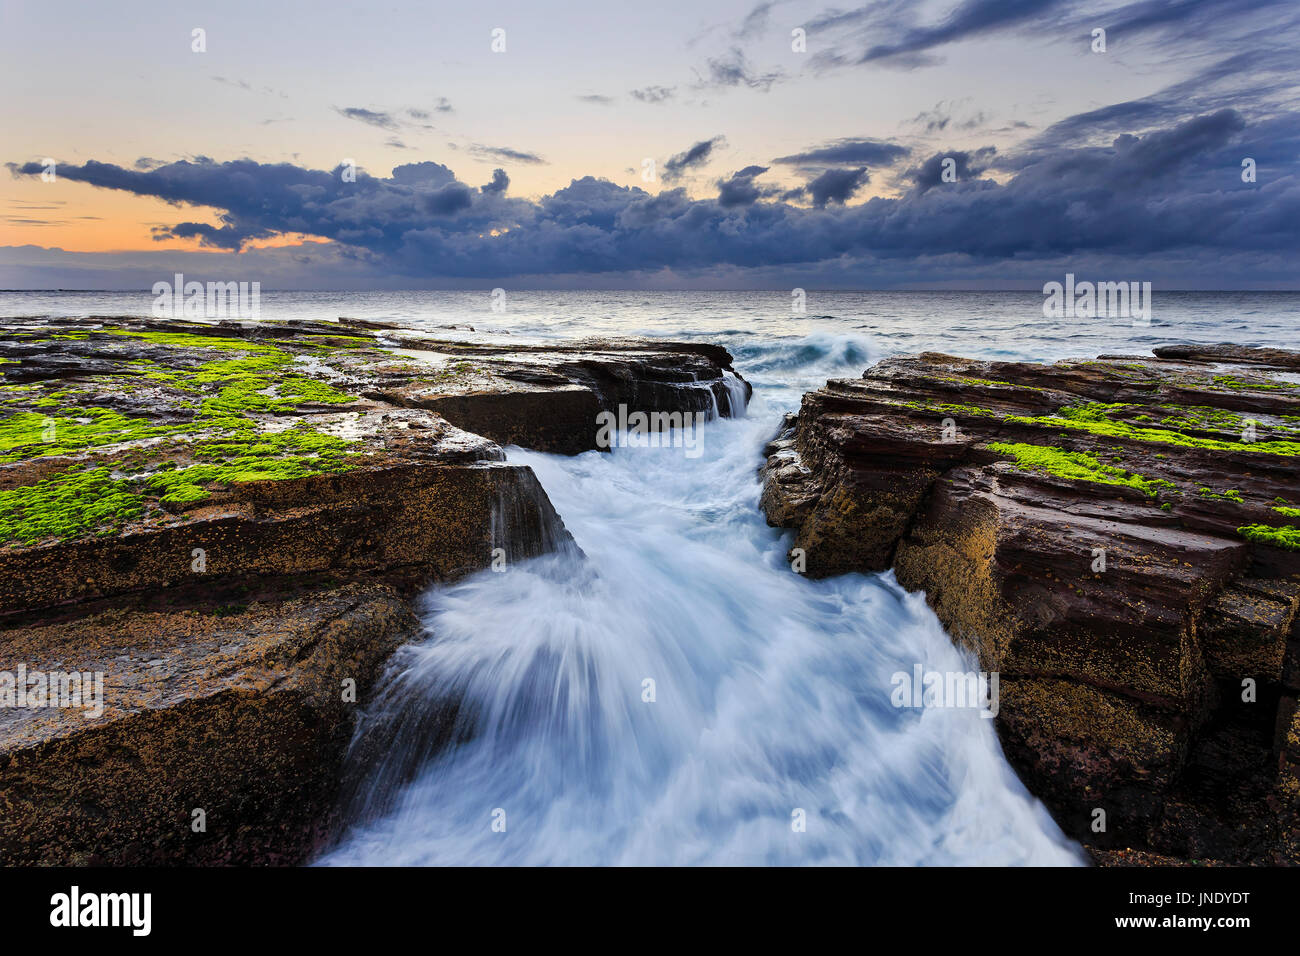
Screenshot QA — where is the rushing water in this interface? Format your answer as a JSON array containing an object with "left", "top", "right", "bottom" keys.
[{"left": 6, "top": 290, "right": 1296, "bottom": 865}]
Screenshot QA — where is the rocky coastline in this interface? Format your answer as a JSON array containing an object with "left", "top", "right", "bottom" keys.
[
  {"left": 761, "top": 345, "right": 1300, "bottom": 864},
  {"left": 4, "top": 316, "right": 1297, "bottom": 866},
  {"left": 0, "top": 316, "right": 748, "bottom": 864}
]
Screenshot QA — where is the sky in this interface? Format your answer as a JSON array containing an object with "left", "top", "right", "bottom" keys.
[{"left": 2, "top": 0, "right": 1298, "bottom": 289}]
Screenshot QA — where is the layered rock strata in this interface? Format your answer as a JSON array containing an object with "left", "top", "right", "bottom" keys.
[{"left": 761, "top": 345, "right": 1300, "bottom": 863}]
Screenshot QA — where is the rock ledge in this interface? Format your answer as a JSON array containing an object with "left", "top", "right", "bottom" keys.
[{"left": 762, "top": 345, "right": 1300, "bottom": 863}]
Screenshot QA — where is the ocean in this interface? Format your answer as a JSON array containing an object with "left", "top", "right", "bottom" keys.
[{"left": 5, "top": 290, "right": 1297, "bottom": 865}]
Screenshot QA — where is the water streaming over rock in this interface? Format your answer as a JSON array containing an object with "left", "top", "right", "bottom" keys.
[{"left": 318, "top": 335, "right": 1085, "bottom": 866}]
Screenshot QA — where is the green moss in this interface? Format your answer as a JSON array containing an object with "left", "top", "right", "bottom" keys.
[
  {"left": 146, "top": 424, "right": 359, "bottom": 505},
  {"left": 1007, "top": 403, "right": 1300, "bottom": 456},
  {"left": 1158, "top": 404, "right": 1244, "bottom": 429},
  {"left": 0, "top": 467, "right": 144, "bottom": 545},
  {"left": 186, "top": 353, "right": 356, "bottom": 419},
  {"left": 1199, "top": 487, "right": 1244, "bottom": 502},
  {"left": 0, "top": 408, "right": 174, "bottom": 463},
  {"left": 1055, "top": 402, "right": 1134, "bottom": 422},
  {"left": 0, "top": 328, "right": 370, "bottom": 537},
  {"left": 1273, "top": 506, "right": 1300, "bottom": 519},
  {"left": 102, "top": 329, "right": 281, "bottom": 352},
  {"left": 988, "top": 442, "right": 1176, "bottom": 498},
  {"left": 902, "top": 400, "right": 999, "bottom": 418},
  {"left": 1237, "top": 523, "right": 1300, "bottom": 551},
  {"left": 1210, "top": 375, "right": 1291, "bottom": 392},
  {"left": 276, "top": 376, "right": 356, "bottom": 405}
]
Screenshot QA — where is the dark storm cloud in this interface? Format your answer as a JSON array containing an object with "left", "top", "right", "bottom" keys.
[
  {"left": 1025, "top": 45, "right": 1300, "bottom": 155},
  {"left": 389, "top": 162, "right": 459, "bottom": 186},
  {"left": 12, "top": 108, "right": 1296, "bottom": 279},
  {"left": 773, "top": 139, "right": 910, "bottom": 167},
  {"left": 9, "top": 157, "right": 482, "bottom": 250},
  {"left": 801, "top": 0, "right": 1296, "bottom": 72},
  {"left": 906, "top": 148, "right": 997, "bottom": 192},
  {"left": 855, "top": 0, "right": 1064, "bottom": 63},
  {"left": 481, "top": 169, "right": 510, "bottom": 195},
  {"left": 662, "top": 136, "right": 727, "bottom": 181},
  {"left": 1099, "top": 0, "right": 1285, "bottom": 40},
  {"left": 716, "top": 165, "right": 770, "bottom": 207},
  {"left": 803, "top": 167, "right": 870, "bottom": 206},
  {"left": 1028, "top": 100, "right": 1178, "bottom": 149}
]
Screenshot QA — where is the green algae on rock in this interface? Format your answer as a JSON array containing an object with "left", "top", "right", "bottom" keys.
[
  {"left": 987, "top": 441, "right": 1176, "bottom": 498},
  {"left": 0, "top": 466, "right": 144, "bottom": 544},
  {"left": 1238, "top": 523, "right": 1300, "bottom": 551},
  {"left": 0, "top": 328, "right": 370, "bottom": 541}
]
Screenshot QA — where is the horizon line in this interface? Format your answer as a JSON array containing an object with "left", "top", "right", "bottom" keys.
[{"left": 4, "top": 288, "right": 1300, "bottom": 295}]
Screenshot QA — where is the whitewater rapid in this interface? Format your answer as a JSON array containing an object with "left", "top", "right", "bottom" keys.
[{"left": 318, "top": 335, "right": 1084, "bottom": 866}]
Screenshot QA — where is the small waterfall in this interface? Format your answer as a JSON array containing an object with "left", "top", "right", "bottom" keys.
[
  {"left": 487, "top": 465, "right": 578, "bottom": 566},
  {"left": 723, "top": 371, "right": 749, "bottom": 418},
  {"left": 697, "top": 371, "right": 749, "bottom": 421},
  {"left": 703, "top": 382, "right": 721, "bottom": 420},
  {"left": 334, "top": 464, "right": 580, "bottom": 825}
]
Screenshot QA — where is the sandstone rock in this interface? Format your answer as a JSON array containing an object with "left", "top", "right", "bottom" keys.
[
  {"left": 761, "top": 345, "right": 1300, "bottom": 863},
  {"left": 0, "top": 582, "right": 416, "bottom": 865},
  {"left": 0, "top": 316, "right": 746, "bottom": 864}
]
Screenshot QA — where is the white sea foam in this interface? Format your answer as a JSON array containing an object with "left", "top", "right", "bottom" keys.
[{"left": 318, "top": 344, "right": 1084, "bottom": 866}]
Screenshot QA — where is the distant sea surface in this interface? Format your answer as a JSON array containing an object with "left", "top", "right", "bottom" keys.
[
  {"left": 5, "top": 289, "right": 1296, "bottom": 408},
  {"left": 3, "top": 288, "right": 1296, "bottom": 361}
]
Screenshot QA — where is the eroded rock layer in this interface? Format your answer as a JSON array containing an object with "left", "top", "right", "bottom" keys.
[
  {"left": 0, "top": 316, "right": 747, "bottom": 864},
  {"left": 0, "top": 582, "right": 415, "bottom": 865},
  {"left": 761, "top": 346, "right": 1300, "bottom": 863}
]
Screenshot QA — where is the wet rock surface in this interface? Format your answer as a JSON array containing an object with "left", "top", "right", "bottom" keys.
[
  {"left": 0, "top": 581, "right": 416, "bottom": 865},
  {"left": 761, "top": 345, "right": 1300, "bottom": 864},
  {"left": 0, "top": 316, "right": 746, "bottom": 864}
]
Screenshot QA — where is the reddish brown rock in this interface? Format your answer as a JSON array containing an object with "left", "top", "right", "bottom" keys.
[
  {"left": 762, "top": 346, "right": 1300, "bottom": 863},
  {"left": 0, "top": 582, "right": 417, "bottom": 865}
]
